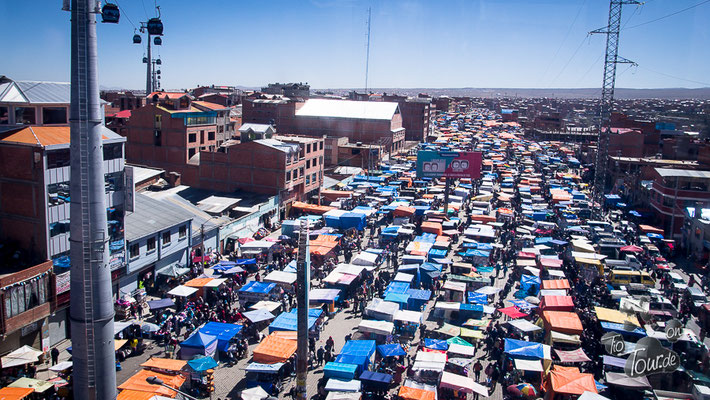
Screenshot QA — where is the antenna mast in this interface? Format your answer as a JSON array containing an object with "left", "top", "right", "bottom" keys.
[{"left": 365, "top": 7, "right": 371, "bottom": 93}]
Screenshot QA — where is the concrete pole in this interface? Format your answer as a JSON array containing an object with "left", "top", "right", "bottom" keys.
[
  {"left": 295, "top": 220, "right": 310, "bottom": 400},
  {"left": 68, "top": 1, "right": 117, "bottom": 399},
  {"left": 146, "top": 32, "right": 152, "bottom": 95}
]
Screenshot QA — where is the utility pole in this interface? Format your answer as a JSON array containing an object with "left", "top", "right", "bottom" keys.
[
  {"left": 365, "top": 7, "right": 372, "bottom": 93},
  {"left": 591, "top": 0, "right": 640, "bottom": 211},
  {"left": 67, "top": 0, "right": 117, "bottom": 398},
  {"left": 146, "top": 28, "right": 152, "bottom": 94},
  {"left": 295, "top": 220, "right": 311, "bottom": 400}
]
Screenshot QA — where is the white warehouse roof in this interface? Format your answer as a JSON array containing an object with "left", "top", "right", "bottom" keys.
[{"left": 296, "top": 98, "right": 399, "bottom": 121}]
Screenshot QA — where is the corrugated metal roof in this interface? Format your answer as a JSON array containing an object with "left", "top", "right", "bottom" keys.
[
  {"left": 125, "top": 193, "right": 193, "bottom": 242},
  {"left": 655, "top": 168, "right": 710, "bottom": 179},
  {"left": 296, "top": 99, "right": 399, "bottom": 120},
  {"left": 15, "top": 80, "right": 70, "bottom": 104},
  {"left": 254, "top": 138, "right": 298, "bottom": 154},
  {"left": 238, "top": 123, "right": 274, "bottom": 134}
]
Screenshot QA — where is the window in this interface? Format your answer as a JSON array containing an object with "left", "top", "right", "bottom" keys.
[
  {"left": 129, "top": 243, "right": 139, "bottom": 258},
  {"left": 47, "top": 182, "right": 70, "bottom": 206},
  {"left": 185, "top": 116, "right": 216, "bottom": 126},
  {"left": 306, "top": 174, "right": 310, "bottom": 185},
  {"left": 179, "top": 225, "right": 187, "bottom": 239},
  {"left": 105, "top": 171, "right": 124, "bottom": 193},
  {"left": 208, "top": 131, "right": 215, "bottom": 141},
  {"left": 3, "top": 275, "right": 49, "bottom": 319},
  {"left": 47, "top": 149, "right": 70, "bottom": 169},
  {"left": 286, "top": 171, "right": 291, "bottom": 181},
  {"left": 103, "top": 143, "right": 122, "bottom": 160},
  {"left": 306, "top": 159, "right": 311, "bottom": 168},
  {"left": 147, "top": 237, "right": 156, "bottom": 252},
  {"left": 42, "top": 107, "right": 68, "bottom": 124},
  {"left": 154, "top": 129, "right": 162, "bottom": 146},
  {"left": 300, "top": 167, "right": 304, "bottom": 177},
  {"left": 0, "top": 106, "right": 9, "bottom": 124},
  {"left": 319, "top": 141, "right": 323, "bottom": 150},
  {"left": 200, "top": 130, "right": 205, "bottom": 144},
  {"left": 320, "top": 156, "right": 323, "bottom": 165},
  {"left": 312, "top": 173, "right": 317, "bottom": 183},
  {"left": 293, "top": 169, "right": 298, "bottom": 179},
  {"left": 14, "top": 107, "right": 36, "bottom": 125},
  {"left": 162, "top": 231, "right": 171, "bottom": 245},
  {"left": 312, "top": 158, "right": 317, "bottom": 167},
  {"left": 155, "top": 115, "right": 162, "bottom": 123},
  {"left": 189, "top": 133, "right": 197, "bottom": 143},
  {"left": 49, "top": 220, "right": 70, "bottom": 237},
  {"left": 306, "top": 144, "right": 311, "bottom": 153},
  {"left": 188, "top": 148, "right": 196, "bottom": 159}
]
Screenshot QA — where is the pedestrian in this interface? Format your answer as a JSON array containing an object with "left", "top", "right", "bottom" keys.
[
  {"left": 51, "top": 347, "right": 60, "bottom": 366},
  {"left": 474, "top": 360, "right": 483, "bottom": 381},
  {"left": 317, "top": 346, "right": 325, "bottom": 366},
  {"left": 489, "top": 274, "right": 495, "bottom": 286}
]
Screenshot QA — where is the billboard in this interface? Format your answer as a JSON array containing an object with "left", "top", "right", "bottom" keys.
[{"left": 416, "top": 151, "right": 482, "bottom": 179}]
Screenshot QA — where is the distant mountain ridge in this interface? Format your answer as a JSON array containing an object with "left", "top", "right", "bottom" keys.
[{"left": 319, "top": 87, "right": 710, "bottom": 100}]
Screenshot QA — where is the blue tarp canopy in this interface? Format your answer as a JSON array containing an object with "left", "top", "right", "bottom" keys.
[
  {"left": 424, "top": 338, "right": 448, "bottom": 351},
  {"left": 467, "top": 292, "right": 488, "bottom": 305},
  {"left": 239, "top": 281, "right": 277, "bottom": 294},
  {"left": 377, "top": 344, "right": 406, "bottom": 357},
  {"left": 359, "top": 370, "right": 393, "bottom": 388},
  {"left": 520, "top": 275, "right": 541, "bottom": 296},
  {"left": 509, "top": 299, "right": 537, "bottom": 310},
  {"left": 148, "top": 298, "right": 175, "bottom": 310},
  {"left": 199, "top": 322, "right": 243, "bottom": 352},
  {"left": 550, "top": 239, "right": 568, "bottom": 246},
  {"left": 323, "top": 362, "right": 358, "bottom": 380},
  {"left": 269, "top": 308, "right": 321, "bottom": 333},
  {"left": 647, "top": 233, "right": 664, "bottom": 239},
  {"left": 406, "top": 289, "right": 431, "bottom": 302},
  {"left": 384, "top": 292, "right": 409, "bottom": 306},
  {"left": 504, "top": 338, "right": 544, "bottom": 359},
  {"left": 341, "top": 340, "right": 376, "bottom": 358},
  {"left": 413, "top": 206, "right": 430, "bottom": 215},
  {"left": 341, "top": 212, "right": 366, "bottom": 231},
  {"left": 235, "top": 258, "right": 257, "bottom": 265},
  {"left": 180, "top": 331, "right": 218, "bottom": 359},
  {"left": 188, "top": 356, "right": 218, "bottom": 372},
  {"left": 600, "top": 321, "right": 646, "bottom": 338},
  {"left": 384, "top": 282, "right": 410, "bottom": 295},
  {"left": 535, "top": 237, "right": 553, "bottom": 245}
]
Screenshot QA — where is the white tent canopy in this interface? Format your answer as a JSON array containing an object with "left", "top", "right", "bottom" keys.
[
  {"left": 508, "top": 319, "right": 543, "bottom": 332},
  {"left": 358, "top": 320, "right": 394, "bottom": 336},
  {"left": 167, "top": 285, "right": 198, "bottom": 297},
  {"left": 1, "top": 345, "right": 43, "bottom": 368},
  {"left": 264, "top": 271, "right": 297, "bottom": 285},
  {"left": 394, "top": 310, "right": 423, "bottom": 324},
  {"left": 412, "top": 351, "right": 446, "bottom": 372}
]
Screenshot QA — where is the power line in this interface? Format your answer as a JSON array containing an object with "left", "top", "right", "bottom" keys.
[
  {"left": 539, "top": 0, "right": 587, "bottom": 85},
  {"left": 114, "top": 0, "right": 137, "bottom": 30},
  {"left": 141, "top": 0, "right": 150, "bottom": 19},
  {"left": 637, "top": 65, "right": 710, "bottom": 86},
  {"left": 624, "top": 0, "right": 710, "bottom": 30},
  {"left": 549, "top": 34, "right": 590, "bottom": 86}
]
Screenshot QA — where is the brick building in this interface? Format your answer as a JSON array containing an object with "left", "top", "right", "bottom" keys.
[
  {"left": 241, "top": 96, "right": 297, "bottom": 129},
  {"left": 126, "top": 92, "right": 222, "bottom": 175},
  {"left": 648, "top": 168, "right": 710, "bottom": 239},
  {"left": 291, "top": 99, "right": 405, "bottom": 154},
  {"left": 0, "top": 77, "right": 70, "bottom": 133},
  {"left": 261, "top": 82, "right": 310, "bottom": 99},
  {"left": 382, "top": 94, "right": 431, "bottom": 142},
  {"left": 433, "top": 97, "right": 451, "bottom": 113}
]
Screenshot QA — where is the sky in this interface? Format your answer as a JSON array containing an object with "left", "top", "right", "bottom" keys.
[{"left": 2, "top": 0, "right": 710, "bottom": 90}]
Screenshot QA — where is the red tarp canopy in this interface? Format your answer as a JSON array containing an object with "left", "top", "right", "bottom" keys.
[
  {"left": 541, "top": 296, "right": 575, "bottom": 311},
  {"left": 620, "top": 245, "right": 643, "bottom": 253},
  {"left": 543, "top": 311, "right": 584, "bottom": 335},
  {"left": 499, "top": 307, "right": 528, "bottom": 319},
  {"left": 546, "top": 368, "right": 597, "bottom": 396},
  {"left": 542, "top": 279, "right": 571, "bottom": 290}
]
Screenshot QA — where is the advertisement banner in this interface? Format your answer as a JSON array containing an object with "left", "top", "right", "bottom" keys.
[
  {"left": 416, "top": 151, "right": 482, "bottom": 179},
  {"left": 56, "top": 271, "right": 71, "bottom": 294}
]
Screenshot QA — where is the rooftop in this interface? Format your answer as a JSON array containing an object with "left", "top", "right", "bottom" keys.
[
  {"left": 254, "top": 138, "right": 299, "bottom": 154},
  {"left": 192, "top": 101, "right": 229, "bottom": 111},
  {"left": 148, "top": 91, "right": 191, "bottom": 100},
  {"left": 655, "top": 168, "right": 710, "bottom": 180},
  {"left": 296, "top": 99, "right": 400, "bottom": 121},
  {"left": 239, "top": 123, "right": 274, "bottom": 134},
  {"left": 125, "top": 193, "right": 194, "bottom": 242},
  {"left": 273, "top": 134, "right": 321, "bottom": 144},
  {"left": 0, "top": 77, "right": 70, "bottom": 104},
  {"left": 0, "top": 125, "right": 123, "bottom": 148}
]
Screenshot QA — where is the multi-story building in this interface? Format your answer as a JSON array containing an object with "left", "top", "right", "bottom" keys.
[
  {"left": 241, "top": 96, "right": 297, "bottom": 129},
  {"left": 291, "top": 99, "right": 405, "bottom": 154},
  {"left": 382, "top": 94, "right": 431, "bottom": 142},
  {"left": 648, "top": 168, "right": 710, "bottom": 239},
  {"left": 121, "top": 193, "right": 193, "bottom": 295},
  {"left": 0, "top": 254, "right": 55, "bottom": 355},
  {"left": 126, "top": 92, "right": 221, "bottom": 175},
  {"left": 261, "top": 82, "right": 310, "bottom": 99},
  {"left": 192, "top": 100, "right": 234, "bottom": 144},
  {"left": 0, "top": 77, "right": 70, "bottom": 133},
  {"left": 0, "top": 125, "right": 127, "bottom": 344}
]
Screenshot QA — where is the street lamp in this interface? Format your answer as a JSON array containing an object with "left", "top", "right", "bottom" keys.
[{"left": 146, "top": 376, "right": 199, "bottom": 400}]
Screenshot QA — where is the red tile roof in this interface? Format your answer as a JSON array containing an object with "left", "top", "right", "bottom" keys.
[
  {"left": 112, "top": 110, "right": 132, "bottom": 119},
  {"left": 192, "top": 101, "right": 228, "bottom": 111},
  {"left": 147, "top": 91, "right": 190, "bottom": 100}
]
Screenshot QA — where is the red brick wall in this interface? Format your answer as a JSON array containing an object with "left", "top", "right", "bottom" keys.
[
  {"left": 0, "top": 145, "right": 47, "bottom": 257},
  {"left": 608, "top": 131, "right": 644, "bottom": 158}
]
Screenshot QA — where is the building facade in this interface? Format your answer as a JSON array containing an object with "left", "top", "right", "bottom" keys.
[{"left": 648, "top": 168, "right": 710, "bottom": 239}]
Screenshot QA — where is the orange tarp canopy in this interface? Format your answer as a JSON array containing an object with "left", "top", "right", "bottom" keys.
[
  {"left": 320, "top": 190, "right": 352, "bottom": 201},
  {"left": 398, "top": 386, "right": 436, "bottom": 400},
  {"left": 470, "top": 214, "right": 496, "bottom": 223},
  {"left": 309, "top": 235, "right": 339, "bottom": 256},
  {"left": 118, "top": 370, "right": 186, "bottom": 397},
  {"left": 542, "top": 279, "right": 570, "bottom": 290},
  {"left": 253, "top": 334, "right": 297, "bottom": 364},
  {"left": 291, "top": 201, "right": 335, "bottom": 215},
  {"left": 140, "top": 357, "right": 188, "bottom": 372},
  {"left": 542, "top": 311, "right": 583, "bottom": 335},
  {"left": 546, "top": 369, "right": 597, "bottom": 395},
  {"left": 541, "top": 296, "right": 575, "bottom": 311},
  {"left": 185, "top": 278, "right": 213, "bottom": 288},
  {"left": 118, "top": 389, "right": 176, "bottom": 400},
  {"left": 421, "top": 222, "right": 443, "bottom": 235},
  {"left": 393, "top": 206, "right": 416, "bottom": 217},
  {"left": 0, "top": 387, "right": 34, "bottom": 400},
  {"left": 639, "top": 224, "right": 664, "bottom": 234}
]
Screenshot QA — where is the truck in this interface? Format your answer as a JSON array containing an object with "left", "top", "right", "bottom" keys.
[{"left": 625, "top": 254, "right": 642, "bottom": 270}]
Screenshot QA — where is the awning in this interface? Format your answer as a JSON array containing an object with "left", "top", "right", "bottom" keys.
[
  {"left": 605, "top": 372, "right": 651, "bottom": 389},
  {"left": 1, "top": 346, "right": 43, "bottom": 368},
  {"left": 514, "top": 359, "right": 543, "bottom": 372},
  {"left": 555, "top": 348, "right": 591, "bottom": 363},
  {"left": 167, "top": 285, "right": 198, "bottom": 297}
]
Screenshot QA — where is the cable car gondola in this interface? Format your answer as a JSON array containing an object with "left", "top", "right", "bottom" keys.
[
  {"left": 133, "top": 34, "right": 142, "bottom": 44},
  {"left": 147, "top": 18, "right": 163, "bottom": 36},
  {"left": 153, "top": 37, "right": 162, "bottom": 46},
  {"left": 156, "top": 59, "right": 162, "bottom": 65},
  {"left": 101, "top": 3, "right": 120, "bottom": 23},
  {"left": 142, "top": 57, "right": 148, "bottom": 64}
]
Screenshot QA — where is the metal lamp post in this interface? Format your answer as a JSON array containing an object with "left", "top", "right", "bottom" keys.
[{"left": 146, "top": 376, "right": 199, "bottom": 400}]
